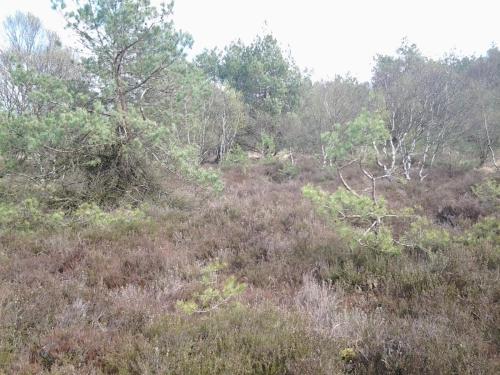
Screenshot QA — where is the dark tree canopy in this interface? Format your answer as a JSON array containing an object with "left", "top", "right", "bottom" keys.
[{"left": 198, "top": 34, "right": 303, "bottom": 117}]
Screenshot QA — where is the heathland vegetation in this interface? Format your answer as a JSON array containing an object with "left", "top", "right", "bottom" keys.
[{"left": 0, "top": 1, "right": 498, "bottom": 374}]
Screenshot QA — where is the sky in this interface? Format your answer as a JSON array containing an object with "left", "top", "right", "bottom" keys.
[{"left": 0, "top": 0, "right": 499, "bottom": 82}]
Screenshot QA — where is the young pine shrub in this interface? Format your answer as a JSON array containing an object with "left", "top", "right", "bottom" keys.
[
  {"left": 221, "top": 144, "right": 249, "bottom": 169},
  {"left": 259, "top": 132, "right": 277, "bottom": 158},
  {"left": 461, "top": 216, "right": 500, "bottom": 270},
  {"left": 72, "top": 203, "right": 147, "bottom": 230},
  {"left": 170, "top": 144, "right": 224, "bottom": 193},
  {"left": 0, "top": 198, "right": 64, "bottom": 234},
  {"left": 176, "top": 261, "right": 246, "bottom": 315},
  {"left": 472, "top": 178, "right": 500, "bottom": 215},
  {"left": 401, "top": 216, "right": 451, "bottom": 253},
  {"left": 263, "top": 159, "right": 300, "bottom": 183},
  {"left": 302, "top": 184, "right": 401, "bottom": 255}
]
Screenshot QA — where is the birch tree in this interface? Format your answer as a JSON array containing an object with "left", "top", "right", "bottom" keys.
[{"left": 373, "top": 42, "right": 463, "bottom": 180}]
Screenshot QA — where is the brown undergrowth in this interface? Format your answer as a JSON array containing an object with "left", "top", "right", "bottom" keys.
[{"left": 0, "top": 158, "right": 498, "bottom": 374}]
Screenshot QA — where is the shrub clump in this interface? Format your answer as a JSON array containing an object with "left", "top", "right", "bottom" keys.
[
  {"left": 303, "top": 185, "right": 402, "bottom": 254},
  {"left": 176, "top": 261, "right": 246, "bottom": 315},
  {"left": 103, "top": 307, "right": 330, "bottom": 375},
  {"left": 0, "top": 198, "right": 64, "bottom": 233},
  {"left": 402, "top": 217, "right": 451, "bottom": 253},
  {"left": 472, "top": 178, "right": 500, "bottom": 214}
]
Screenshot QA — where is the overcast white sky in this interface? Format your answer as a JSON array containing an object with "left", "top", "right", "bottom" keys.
[{"left": 1, "top": 0, "right": 499, "bottom": 82}]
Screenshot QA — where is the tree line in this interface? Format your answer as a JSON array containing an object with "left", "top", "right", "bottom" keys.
[{"left": 0, "top": 0, "right": 498, "bottom": 208}]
